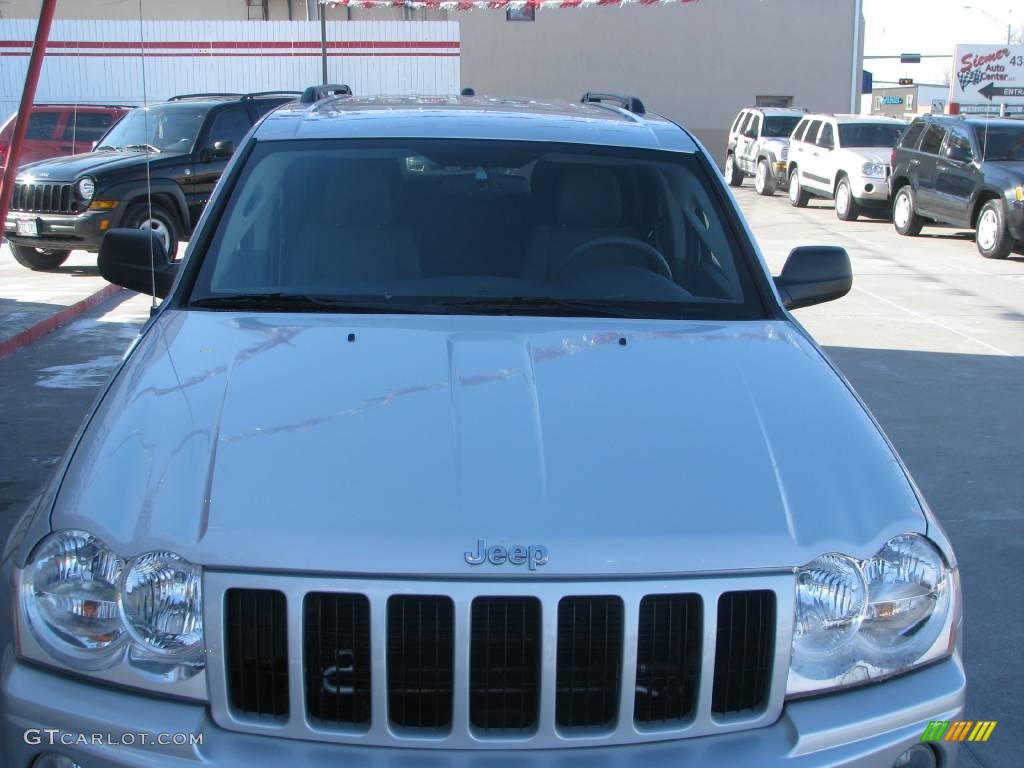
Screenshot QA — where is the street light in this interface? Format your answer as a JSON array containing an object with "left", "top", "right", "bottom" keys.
[{"left": 963, "top": 5, "right": 1013, "bottom": 45}]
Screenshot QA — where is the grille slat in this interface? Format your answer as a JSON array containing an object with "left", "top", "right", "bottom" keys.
[
  {"left": 225, "top": 588, "right": 289, "bottom": 718},
  {"left": 304, "top": 593, "right": 372, "bottom": 727},
  {"left": 11, "top": 181, "right": 76, "bottom": 214},
  {"left": 470, "top": 597, "right": 541, "bottom": 733},
  {"left": 635, "top": 594, "right": 701, "bottom": 725},
  {"left": 555, "top": 596, "right": 623, "bottom": 730},
  {"left": 712, "top": 591, "right": 775, "bottom": 715},
  {"left": 387, "top": 595, "right": 454, "bottom": 731}
]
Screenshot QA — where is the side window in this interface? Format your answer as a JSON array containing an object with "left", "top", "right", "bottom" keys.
[
  {"left": 945, "top": 126, "right": 974, "bottom": 161},
  {"left": 900, "top": 121, "right": 926, "bottom": 149},
  {"left": 25, "top": 111, "right": 60, "bottom": 140},
  {"left": 731, "top": 113, "right": 745, "bottom": 133},
  {"left": 748, "top": 114, "right": 761, "bottom": 138},
  {"left": 206, "top": 108, "right": 253, "bottom": 148},
  {"left": 793, "top": 119, "right": 809, "bottom": 142},
  {"left": 818, "top": 123, "right": 835, "bottom": 149},
  {"left": 62, "top": 112, "right": 115, "bottom": 142},
  {"left": 805, "top": 119, "right": 823, "bottom": 144},
  {"left": 918, "top": 125, "right": 946, "bottom": 155}
]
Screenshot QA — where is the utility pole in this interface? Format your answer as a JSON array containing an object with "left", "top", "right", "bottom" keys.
[
  {"left": 321, "top": 4, "right": 328, "bottom": 85},
  {"left": 0, "top": 0, "right": 58, "bottom": 244}
]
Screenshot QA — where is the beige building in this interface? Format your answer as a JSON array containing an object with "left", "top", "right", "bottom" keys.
[{"left": 3, "top": 0, "right": 863, "bottom": 158}]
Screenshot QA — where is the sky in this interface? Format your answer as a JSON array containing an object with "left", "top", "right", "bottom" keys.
[{"left": 863, "top": 0, "right": 1019, "bottom": 86}]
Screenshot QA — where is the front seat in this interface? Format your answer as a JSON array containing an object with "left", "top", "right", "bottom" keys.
[
  {"left": 285, "top": 160, "right": 420, "bottom": 289},
  {"left": 522, "top": 165, "right": 636, "bottom": 282}
]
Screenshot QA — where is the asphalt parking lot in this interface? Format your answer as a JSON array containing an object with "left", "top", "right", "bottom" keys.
[{"left": 0, "top": 185, "right": 1021, "bottom": 767}]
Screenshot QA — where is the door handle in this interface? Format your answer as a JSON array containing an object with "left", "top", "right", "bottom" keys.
[
  {"left": 813, "top": 152, "right": 820, "bottom": 157},
  {"left": 909, "top": 158, "right": 920, "bottom": 165}
]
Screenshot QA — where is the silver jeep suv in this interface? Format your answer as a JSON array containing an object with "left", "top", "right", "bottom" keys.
[
  {"left": 724, "top": 106, "right": 805, "bottom": 195},
  {"left": 1, "top": 90, "right": 964, "bottom": 768}
]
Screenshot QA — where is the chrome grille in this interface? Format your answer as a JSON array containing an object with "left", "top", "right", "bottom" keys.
[
  {"left": 11, "top": 181, "right": 78, "bottom": 214},
  {"left": 208, "top": 573, "right": 794, "bottom": 749}
]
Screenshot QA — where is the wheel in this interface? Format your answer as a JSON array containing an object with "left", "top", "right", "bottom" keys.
[
  {"left": 724, "top": 153, "right": 743, "bottom": 187},
  {"left": 121, "top": 202, "right": 180, "bottom": 257},
  {"left": 892, "top": 186, "right": 924, "bottom": 236},
  {"left": 834, "top": 176, "right": 861, "bottom": 222},
  {"left": 975, "top": 199, "right": 1013, "bottom": 259},
  {"left": 755, "top": 158, "right": 776, "bottom": 196},
  {"left": 788, "top": 168, "right": 810, "bottom": 207},
  {"left": 10, "top": 244, "right": 70, "bottom": 271}
]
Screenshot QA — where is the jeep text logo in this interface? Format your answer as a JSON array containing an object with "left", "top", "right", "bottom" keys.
[{"left": 465, "top": 539, "right": 549, "bottom": 570}]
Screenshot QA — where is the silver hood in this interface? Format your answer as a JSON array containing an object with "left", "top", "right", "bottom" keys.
[{"left": 52, "top": 311, "right": 925, "bottom": 576}]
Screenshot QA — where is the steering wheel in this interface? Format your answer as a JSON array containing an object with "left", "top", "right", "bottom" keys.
[{"left": 554, "top": 236, "right": 672, "bottom": 281}]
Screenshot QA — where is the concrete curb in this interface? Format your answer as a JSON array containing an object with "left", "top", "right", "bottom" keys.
[{"left": 0, "top": 283, "right": 124, "bottom": 359}]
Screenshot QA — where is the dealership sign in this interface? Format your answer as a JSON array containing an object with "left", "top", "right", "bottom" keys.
[{"left": 951, "top": 44, "right": 1024, "bottom": 114}]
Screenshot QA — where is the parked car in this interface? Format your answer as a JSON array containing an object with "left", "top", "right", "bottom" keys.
[
  {"left": 0, "top": 103, "right": 132, "bottom": 178},
  {"left": 786, "top": 113, "right": 905, "bottom": 220},
  {"left": 2, "top": 91, "right": 298, "bottom": 271},
  {"left": 0, "top": 89, "right": 964, "bottom": 768},
  {"left": 891, "top": 114, "right": 1024, "bottom": 258},
  {"left": 724, "top": 106, "right": 805, "bottom": 196}
]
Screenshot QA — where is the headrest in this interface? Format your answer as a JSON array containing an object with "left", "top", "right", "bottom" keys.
[{"left": 556, "top": 166, "right": 622, "bottom": 227}]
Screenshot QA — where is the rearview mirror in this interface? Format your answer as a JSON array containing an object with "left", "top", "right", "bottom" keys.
[
  {"left": 774, "top": 246, "right": 852, "bottom": 310},
  {"left": 98, "top": 229, "right": 177, "bottom": 298}
]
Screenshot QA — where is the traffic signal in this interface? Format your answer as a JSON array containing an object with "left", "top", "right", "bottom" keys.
[{"left": 898, "top": 78, "right": 914, "bottom": 85}]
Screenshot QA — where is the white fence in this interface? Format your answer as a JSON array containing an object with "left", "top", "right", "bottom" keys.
[{"left": 0, "top": 19, "right": 460, "bottom": 118}]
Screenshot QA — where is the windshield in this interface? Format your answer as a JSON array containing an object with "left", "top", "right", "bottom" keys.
[
  {"left": 838, "top": 123, "right": 904, "bottom": 148},
  {"left": 762, "top": 116, "right": 801, "bottom": 137},
  {"left": 977, "top": 126, "right": 1024, "bottom": 161},
  {"left": 96, "top": 104, "right": 206, "bottom": 153},
  {"left": 189, "top": 140, "right": 766, "bottom": 320}
]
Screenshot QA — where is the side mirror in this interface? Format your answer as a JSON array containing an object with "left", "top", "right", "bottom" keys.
[
  {"left": 774, "top": 246, "right": 852, "bottom": 310},
  {"left": 945, "top": 144, "right": 971, "bottom": 163},
  {"left": 202, "top": 140, "right": 234, "bottom": 162},
  {"left": 98, "top": 229, "right": 178, "bottom": 298}
]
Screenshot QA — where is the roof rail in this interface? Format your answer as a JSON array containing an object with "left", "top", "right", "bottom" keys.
[
  {"left": 301, "top": 84, "right": 353, "bottom": 104},
  {"left": 243, "top": 91, "right": 303, "bottom": 100},
  {"left": 581, "top": 91, "right": 645, "bottom": 116},
  {"left": 168, "top": 92, "right": 243, "bottom": 101}
]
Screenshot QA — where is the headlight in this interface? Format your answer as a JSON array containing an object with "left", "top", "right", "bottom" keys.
[
  {"left": 76, "top": 177, "right": 95, "bottom": 201},
  {"left": 21, "top": 531, "right": 204, "bottom": 681},
  {"left": 22, "top": 530, "right": 126, "bottom": 669},
  {"left": 788, "top": 533, "right": 955, "bottom": 697},
  {"left": 861, "top": 162, "right": 886, "bottom": 178},
  {"left": 120, "top": 551, "right": 203, "bottom": 663}
]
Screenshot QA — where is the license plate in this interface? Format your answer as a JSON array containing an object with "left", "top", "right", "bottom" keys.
[{"left": 16, "top": 219, "right": 37, "bottom": 237}]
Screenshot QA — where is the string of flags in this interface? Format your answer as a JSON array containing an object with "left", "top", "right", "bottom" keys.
[{"left": 323, "top": 0, "right": 699, "bottom": 10}]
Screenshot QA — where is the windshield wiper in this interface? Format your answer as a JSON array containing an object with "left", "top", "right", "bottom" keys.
[
  {"left": 95, "top": 145, "right": 119, "bottom": 152},
  {"left": 122, "top": 144, "right": 161, "bottom": 153},
  {"left": 190, "top": 293, "right": 449, "bottom": 314},
  {"left": 441, "top": 296, "right": 645, "bottom": 318}
]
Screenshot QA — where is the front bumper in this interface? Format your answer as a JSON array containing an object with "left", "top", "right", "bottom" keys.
[
  {"left": 3, "top": 208, "right": 123, "bottom": 254},
  {"left": 1, "top": 654, "right": 966, "bottom": 767},
  {"left": 850, "top": 175, "right": 891, "bottom": 204}
]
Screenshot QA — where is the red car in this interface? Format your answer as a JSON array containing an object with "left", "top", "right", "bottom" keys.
[{"left": 0, "top": 104, "right": 132, "bottom": 177}]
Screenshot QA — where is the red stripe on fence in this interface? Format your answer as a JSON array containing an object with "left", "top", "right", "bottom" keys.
[
  {"left": 0, "top": 52, "right": 459, "bottom": 58},
  {"left": 0, "top": 39, "right": 459, "bottom": 50}
]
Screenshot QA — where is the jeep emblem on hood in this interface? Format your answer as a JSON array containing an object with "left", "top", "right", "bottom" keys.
[{"left": 465, "top": 539, "right": 549, "bottom": 570}]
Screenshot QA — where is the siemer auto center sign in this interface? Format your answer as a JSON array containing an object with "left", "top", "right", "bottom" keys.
[{"left": 951, "top": 43, "right": 1024, "bottom": 115}]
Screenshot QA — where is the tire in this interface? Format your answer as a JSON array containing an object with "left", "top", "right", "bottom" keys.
[
  {"left": 121, "top": 202, "right": 180, "bottom": 257},
  {"left": 10, "top": 244, "right": 70, "bottom": 271},
  {"left": 724, "top": 153, "right": 743, "bottom": 187},
  {"left": 834, "top": 176, "right": 861, "bottom": 222},
  {"left": 788, "top": 168, "right": 810, "bottom": 207},
  {"left": 755, "top": 158, "right": 776, "bottom": 196},
  {"left": 974, "top": 199, "right": 1013, "bottom": 259},
  {"left": 892, "top": 186, "right": 924, "bottom": 236}
]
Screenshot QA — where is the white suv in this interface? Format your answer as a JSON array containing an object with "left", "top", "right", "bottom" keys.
[
  {"left": 724, "top": 107, "right": 805, "bottom": 196},
  {"left": 786, "top": 114, "right": 906, "bottom": 220}
]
